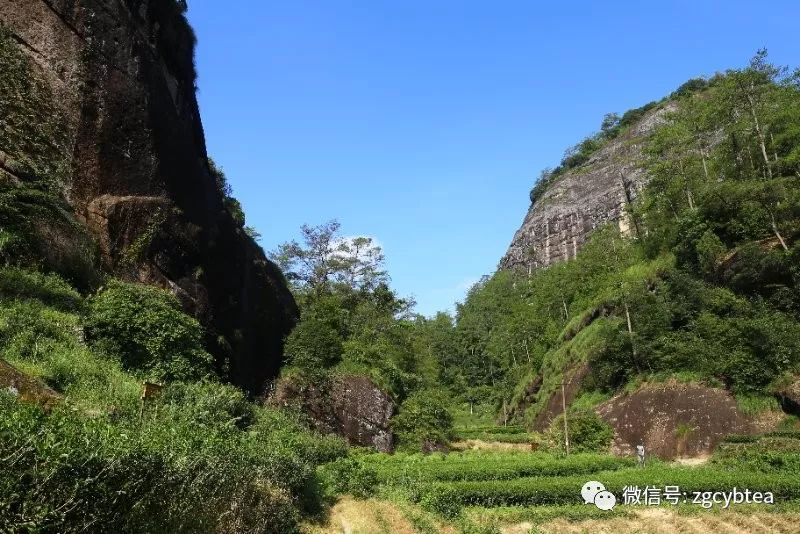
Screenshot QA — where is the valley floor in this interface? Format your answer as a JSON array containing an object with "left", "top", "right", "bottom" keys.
[
  {"left": 306, "top": 498, "right": 800, "bottom": 534},
  {"left": 306, "top": 429, "right": 800, "bottom": 534}
]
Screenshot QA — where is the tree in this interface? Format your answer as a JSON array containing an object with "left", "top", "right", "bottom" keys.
[
  {"left": 716, "top": 50, "right": 789, "bottom": 180},
  {"left": 271, "top": 220, "right": 387, "bottom": 293},
  {"left": 601, "top": 112, "right": 621, "bottom": 134}
]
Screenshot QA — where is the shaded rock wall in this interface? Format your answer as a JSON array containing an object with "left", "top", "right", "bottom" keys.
[
  {"left": 595, "top": 381, "right": 782, "bottom": 459},
  {"left": 0, "top": 0, "right": 297, "bottom": 394},
  {"left": 271, "top": 375, "right": 395, "bottom": 452},
  {"left": 500, "top": 105, "right": 674, "bottom": 272},
  {"left": 531, "top": 363, "right": 591, "bottom": 432},
  {"left": 778, "top": 375, "right": 800, "bottom": 416}
]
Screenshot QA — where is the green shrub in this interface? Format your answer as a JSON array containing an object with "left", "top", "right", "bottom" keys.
[
  {"left": 421, "top": 466, "right": 800, "bottom": 508},
  {"left": 365, "top": 451, "right": 632, "bottom": 484},
  {"left": 284, "top": 315, "right": 343, "bottom": 373},
  {"left": 0, "top": 267, "right": 82, "bottom": 311},
  {"left": 158, "top": 381, "right": 256, "bottom": 429},
  {"left": 420, "top": 485, "right": 462, "bottom": 518},
  {"left": 0, "top": 394, "right": 309, "bottom": 532},
  {"left": 712, "top": 438, "right": 800, "bottom": 473},
  {"left": 0, "top": 373, "right": 348, "bottom": 534},
  {"left": 0, "top": 287, "right": 141, "bottom": 415},
  {"left": 546, "top": 410, "right": 613, "bottom": 454},
  {"left": 85, "top": 280, "right": 214, "bottom": 381},
  {"left": 392, "top": 388, "right": 454, "bottom": 451},
  {"left": 317, "top": 457, "right": 378, "bottom": 499}
]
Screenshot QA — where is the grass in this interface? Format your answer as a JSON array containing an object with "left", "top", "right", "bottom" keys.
[
  {"left": 736, "top": 394, "right": 783, "bottom": 416},
  {"left": 0, "top": 267, "right": 348, "bottom": 532},
  {"left": 341, "top": 428, "right": 800, "bottom": 528}
]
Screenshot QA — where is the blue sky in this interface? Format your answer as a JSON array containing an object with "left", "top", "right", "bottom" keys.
[{"left": 187, "top": 1, "right": 800, "bottom": 316}]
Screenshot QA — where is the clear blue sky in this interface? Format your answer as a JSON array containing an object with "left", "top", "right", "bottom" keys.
[{"left": 187, "top": 1, "right": 799, "bottom": 316}]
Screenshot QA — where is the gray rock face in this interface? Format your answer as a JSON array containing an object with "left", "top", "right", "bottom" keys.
[
  {"left": 270, "top": 375, "right": 396, "bottom": 452},
  {"left": 500, "top": 104, "right": 675, "bottom": 272}
]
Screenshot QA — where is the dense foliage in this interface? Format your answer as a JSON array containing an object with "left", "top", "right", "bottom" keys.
[
  {"left": 0, "top": 267, "right": 347, "bottom": 532},
  {"left": 447, "top": 52, "right": 800, "bottom": 426},
  {"left": 85, "top": 280, "right": 215, "bottom": 382},
  {"left": 272, "top": 221, "right": 453, "bottom": 449}
]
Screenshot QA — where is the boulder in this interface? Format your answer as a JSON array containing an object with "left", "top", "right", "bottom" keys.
[
  {"left": 0, "top": 359, "right": 61, "bottom": 410},
  {"left": 595, "top": 380, "right": 782, "bottom": 459},
  {"left": 271, "top": 375, "right": 395, "bottom": 452},
  {"left": 777, "top": 375, "right": 800, "bottom": 416}
]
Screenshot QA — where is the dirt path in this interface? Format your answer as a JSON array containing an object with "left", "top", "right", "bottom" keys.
[
  {"left": 303, "top": 497, "right": 456, "bottom": 534},
  {"left": 531, "top": 510, "right": 800, "bottom": 534}
]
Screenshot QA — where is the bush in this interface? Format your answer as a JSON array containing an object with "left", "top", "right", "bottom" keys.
[
  {"left": 159, "top": 381, "right": 256, "bottom": 429},
  {"left": 0, "top": 395, "right": 304, "bottom": 532},
  {"left": 420, "top": 466, "right": 800, "bottom": 508},
  {"left": 0, "top": 374, "right": 348, "bottom": 533},
  {"left": 284, "top": 315, "right": 343, "bottom": 373},
  {"left": 85, "top": 280, "right": 214, "bottom": 382},
  {"left": 546, "top": 410, "right": 613, "bottom": 454},
  {"left": 420, "top": 485, "right": 462, "bottom": 518},
  {"left": 364, "top": 451, "right": 632, "bottom": 484},
  {"left": 0, "top": 267, "right": 82, "bottom": 311},
  {"left": 392, "top": 388, "right": 454, "bottom": 451},
  {"left": 317, "top": 457, "right": 378, "bottom": 499}
]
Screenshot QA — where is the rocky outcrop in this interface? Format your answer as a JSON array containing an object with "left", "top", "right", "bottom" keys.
[
  {"left": 531, "top": 363, "right": 591, "bottom": 431},
  {"left": 270, "top": 375, "right": 396, "bottom": 452},
  {"left": 595, "top": 381, "right": 782, "bottom": 459},
  {"left": 777, "top": 375, "right": 800, "bottom": 416},
  {"left": 500, "top": 104, "right": 674, "bottom": 272},
  {"left": 0, "top": 1, "right": 297, "bottom": 394},
  {"left": 0, "top": 359, "right": 61, "bottom": 410}
]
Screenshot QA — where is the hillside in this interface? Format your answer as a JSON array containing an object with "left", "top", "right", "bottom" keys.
[
  {"left": 453, "top": 54, "right": 800, "bottom": 457},
  {"left": 500, "top": 99, "right": 672, "bottom": 271},
  {"left": 0, "top": 0, "right": 296, "bottom": 394}
]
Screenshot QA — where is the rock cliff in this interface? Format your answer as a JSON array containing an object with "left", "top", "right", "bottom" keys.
[
  {"left": 0, "top": 0, "right": 297, "bottom": 394},
  {"left": 500, "top": 103, "right": 675, "bottom": 272}
]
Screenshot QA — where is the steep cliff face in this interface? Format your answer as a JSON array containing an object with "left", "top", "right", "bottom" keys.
[
  {"left": 0, "top": 0, "right": 297, "bottom": 394},
  {"left": 500, "top": 104, "right": 675, "bottom": 272}
]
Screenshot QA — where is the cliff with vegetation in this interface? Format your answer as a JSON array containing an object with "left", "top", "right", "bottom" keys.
[
  {"left": 0, "top": 0, "right": 296, "bottom": 394},
  {"left": 452, "top": 54, "right": 800, "bottom": 458},
  {"left": 500, "top": 100, "right": 672, "bottom": 271}
]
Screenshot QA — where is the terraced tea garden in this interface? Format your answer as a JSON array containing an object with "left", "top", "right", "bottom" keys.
[{"left": 312, "top": 428, "right": 800, "bottom": 533}]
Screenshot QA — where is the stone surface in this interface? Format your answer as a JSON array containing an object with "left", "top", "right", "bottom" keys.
[
  {"left": 271, "top": 375, "right": 396, "bottom": 452},
  {"left": 0, "top": 0, "right": 297, "bottom": 394},
  {"left": 595, "top": 381, "right": 782, "bottom": 459},
  {"left": 500, "top": 104, "right": 675, "bottom": 272},
  {"left": 0, "top": 359, "right": 61, "bottom": 410},
  {"left": 777, "top": 375, "right": 800, "bottom": 416},
  {"left": 531, "top": 363, "right": 591, "bottom": 431}
]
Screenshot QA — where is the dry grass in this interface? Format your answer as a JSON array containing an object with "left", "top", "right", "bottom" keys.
[
  {"left": 303, "top": 497, "right": 456, "bottom": 534},
  {"left": 451, "top": 439, "right": 532, "bottom": 452},
  {"left": 307, "top": 498, "right": 800, "bottom": 534},
  {"left": 534, "top": 510, "right": 800, "bottom": 534}
]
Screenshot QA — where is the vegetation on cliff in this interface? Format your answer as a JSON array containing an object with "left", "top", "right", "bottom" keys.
[
  {"left": 449, "top": 51, "right": 800, "bottom": 432},
  {"left": 0, "top": 267, "right": 346, "bottom": 532},
  {"left": 3, "top": 0, "right": 800, "bottom": 527}
]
